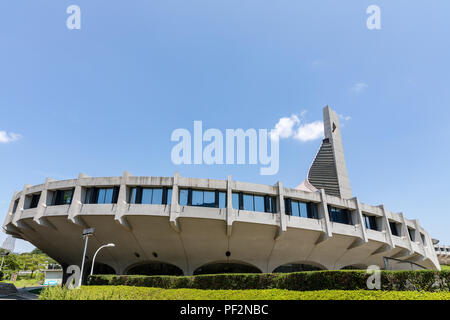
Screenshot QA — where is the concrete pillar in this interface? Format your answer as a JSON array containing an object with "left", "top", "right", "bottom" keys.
[
  {"left": 33, "top": 178, "right": 57, "bottom": 230},
  {"left": 114, "top": 171, "right": 132, "bottom": 231},
  {"left": 399, "top": 212, "right": 413, "bottom": 255},
  {"left": 68, "top": 173, "right": 89, "bottom": 228},
  {"left": 378, "top": 205, "right": 395, "bottom": 249},
  {"left": 413, "top": 219, "right": 426, "bottom": 257},
  {"left": 3, "top": 191, "right": 19, "bottom": 229},
  {"left": 348, "top": 197, "right": 368, "bottom": 249},
  {"left": 169, "top": 171, "right": 181, "bottom": 232},
  {"left": 12, "top": 184, "right": 31, "bottom": 227},
  {"left": 316, "top": 189, "right": 332, "bottom": 244},
  {"left": 274, "top": 181, "right": 286, "bottom": 240}
]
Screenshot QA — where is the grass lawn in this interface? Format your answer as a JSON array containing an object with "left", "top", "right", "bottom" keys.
[
  {"left": 440, "top": 265, "right": 450, "bottom": 271},
  {"left": 1, "top": 279, "right": 42, "bottom": 288},
  {"left": 39, "top": 286, "right": 450, "bottom": 300}
]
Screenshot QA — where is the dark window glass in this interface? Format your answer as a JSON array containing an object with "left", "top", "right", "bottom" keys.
[
  {"left": 232, "top": 193, "right": 239, "bottom": 210},
  {"left": 203, "top": 191, "right": 215, "bottom": 208},
  {"left": 328, "top": 206, "right": 352, "bottom": 225},
  {"left": 151, "top": 188, "right": 163, "bottom": 205},
  {"left": 29, "top": 194, "right": 40, "bottom": 209},
  {"left": 299, "top": 202, "right": 308, "bottom": 218},
  {"left": 408, "top": 228, "right": 415, "bottom": 241},
  {"left": 291, "top": 201, "right": 300, "bottom": 217},
  {"left": 191, "top": 190, "right": 203, "bottom": 206},
  {"left": 243, "top": 194, "right": 254, "bottom": 211},
  {"left": 84, "top": 187, "right": 117, "bottom": 204},
  {"left": 166, "top": 189, "right": 172, "bottom": 205},
  {"left": 51, "top": 189, "right": 74, "bottom": 206},
  {"left": 12, "top": 199, "right": 19, "bottom": 213},
  {"left": 389, "top": 222, "right": 399, "bottom": 236},
  {"left": 307, "top": 203, "right": 318, "bottom": 219},
  {"left": 219, "top": 192, "right": 226, "bottom": 209},
  {"left": 129, "top": 187, "right": 137, "bottom": 204},
  {"left": 420, "top": 233, "right": 426, "bottom": 245},
  {"left": 254, "top": 196, "right": 265, "bottom": 212},
  {"left": 179, "top": 189, "right": 188, "bottom": 206},
  {"left": 141, "top": 188, "right": 152, "bottom": 204},
  {"left": 364, "top": 215, "right": 378, "bottom": 231}
]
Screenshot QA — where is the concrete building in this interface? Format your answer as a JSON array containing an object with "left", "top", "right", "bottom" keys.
[
  {"left": 1, "top": 106, "right": 440, "bottom": 277},
  {"left": 434, "top": 244, "right": 450, "bottom": 265}
]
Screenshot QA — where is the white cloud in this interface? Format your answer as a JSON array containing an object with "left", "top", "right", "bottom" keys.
[
  {"left": 0, "top": 131, "right": 21, "bottom": 144},
  {"left": 351, "top": 82, "right": 368, "bottom": 94},
  {"left": 270, "top": 115, "right": 299, "bottom": 141},
  {"left": 270, "top": 112, "right": 324, "bottom": 143},
  {"left": 294, "top": 121, "right": 324, "bottom": 142}
]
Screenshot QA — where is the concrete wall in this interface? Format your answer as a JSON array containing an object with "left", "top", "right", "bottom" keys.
[{"left": 2, "top": 172, "right": 440, "bottom": 274}]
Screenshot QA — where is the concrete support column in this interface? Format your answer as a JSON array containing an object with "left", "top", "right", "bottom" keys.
[
  {"left": 33, "top": 178, "right": 57, "bottom": 230},
  {"left": 169, "top": 171, "right": 181, "bottom": 232},
  {"left": 68, "top": 173, "right": 89, "bottom": 228},
  {"left": 348, "top": 197, "right": 368, "bottom": 249},
  {"left": 413, "top": 220, "right": 426, "bottom": 257},
  {"left": 12, "top": 184, "right": 31, "bottom": 227},
  {"left": 274, "top": 181, "right": 286, "bottom": 240},
  {"left": 378, "top": 205, "right": 395, "bottom": 249},
  {"left": 115, "top": 171, "right": 132, "bottom": 231},
  {"left": 399, "top": 212, "right": 413, "bottom": 255},
  {"left": 226, "top": 175, "right": 234, "bottom": 237},
  {"left": 316, "top": 189, "right": 332, "bottom": 244},
  {"left": 2, "top": 191, "right": 19, "bottom": 233}
]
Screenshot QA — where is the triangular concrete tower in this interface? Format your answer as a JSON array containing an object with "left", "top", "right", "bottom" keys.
[{"left": 297, "top": 106, "right": 352, "bottom": 199}]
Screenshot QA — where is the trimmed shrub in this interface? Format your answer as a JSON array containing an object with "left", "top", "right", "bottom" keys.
[
  {"left": 87, "top": 270, "right": 450, "bottom": 292},
  {"left": 40, "top": 286, "right": 450, "bottom": 300}
]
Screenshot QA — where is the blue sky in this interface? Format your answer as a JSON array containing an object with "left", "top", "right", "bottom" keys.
[{"left": 1, "top": 0, "right": 449, "bottom": 252}]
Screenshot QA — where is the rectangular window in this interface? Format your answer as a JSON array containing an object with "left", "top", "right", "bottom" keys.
[
  {"left": 29, "top": 194, "right": 41, "bottom": 209},
  {"left": 291, "top": 200, "right": 300, "bottom": 217},
  {"left": 12, "top": 199, "right": 19, "bottom": 213},
  {"left": 151, "top": 188, "right": 163, "bottom": 205},
  {"left": 232, "top": 192, "right": 276, "bottom": 213},
  {"left": 166, "top": 189, "right": 172, "bottom": 205},
  {"left": 328, "top": 205, "right": 352, "bottom": 225},
  {"left": 408, "top": 227, "right": 415, "bottom": 242},
  {"left": 51, "top": 189, "right": 74, "bottom": 206},
  {"left": 84, "top": 187, "right": 119, "bottom": 204},
  {"left": 140, "top": 188, "right": 152, "bottom": 204},
  {"left": 178, "top": 189, "right": 226, "bottom": 209},
  {"left": 389, "top": 222, "right": 400, "bottom": 236},
  {"left": 420, "top": 233, "right": 426, "bottom": 245},
  {"left": 254, "top": 195, "right": 265, "bottom": 213},
  {"left": 232, "top": 193, "right": 240, "bottom": 210},
  {"left": 363, "top": 214, "right": 378, "bottom": 231},
  {"left": 219, "top": 192, "right": 226, "bottom": 209},
  {"left": 128, "top": 187, "right": 172, "bottom": 205},
  {"left": 243, "top": 194, "right": 254, "bottom": 211},
  {"left": 179, "top": 189, "right": 188, "bottom": 206}
]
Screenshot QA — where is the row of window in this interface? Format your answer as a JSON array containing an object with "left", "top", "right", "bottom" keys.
[
  {"left": 285, "top": 199, "right": 318, "bottom": 219},
  {"left": 232, "top": 192, "right": 277, "bottom": 213},
  {"left": 129, "top": 187, "right": 172, "bottom": 205},
  {"left": 179, "top": 189, "right": 226, "bottom": 208},
  {"left": 7, "top": 188, "right": 427, "bottom": 243}
]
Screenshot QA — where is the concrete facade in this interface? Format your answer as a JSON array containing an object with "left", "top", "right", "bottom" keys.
[
  {"left": 434, "top": 244, "right": 450, "bottom": 265},
  {"left": 1, "top": 106, "right": 440, "bottom": 274}
]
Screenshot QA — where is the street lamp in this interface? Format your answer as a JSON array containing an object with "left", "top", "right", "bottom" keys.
[
  {"left": 90, "top": 243, "right": 115, "bottom": 276},
  {"left": 79, "top": 228, "right": 95, "bottom": 287}
]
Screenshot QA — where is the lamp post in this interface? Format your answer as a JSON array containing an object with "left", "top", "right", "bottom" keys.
[
  {"left": 79, "top": 228, "right": 95, "bottom": 287},
  {"left": 90, "top": 243, "right": 115, "bottom": 276}
]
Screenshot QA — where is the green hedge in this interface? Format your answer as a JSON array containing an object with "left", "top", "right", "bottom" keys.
[
  {"left": 87, "top": 270, "right": 450, "bottom": 292},
  {"left": 40, "top": 286, "right": 450, "bottom": 300}
]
